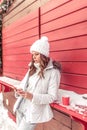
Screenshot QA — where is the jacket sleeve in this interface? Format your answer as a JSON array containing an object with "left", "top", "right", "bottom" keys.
[
  {"left": 19, "top": 70, "right": 29, "bottom": 90},
  {"left": 14, "top": 70, "right": 29, "bottom": 98},
  {"left": 32, "top": 69, "right": 61, "bottom": 104}
]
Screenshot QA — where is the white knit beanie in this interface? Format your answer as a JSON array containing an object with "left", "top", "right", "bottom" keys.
[{"left": 30, "top": 36, "right": 50, "bottom": 57}]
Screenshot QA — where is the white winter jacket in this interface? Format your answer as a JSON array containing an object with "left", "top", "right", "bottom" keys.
[{"left": 13, "top": 59, "right": 61, "bottom": 123}]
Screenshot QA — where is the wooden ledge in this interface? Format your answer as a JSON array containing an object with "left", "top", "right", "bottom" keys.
[
  {"left": 51, "top": 103, "right": 87, "bottom": 130},
  {"left": 0, "top": 76, "right": 20, "bottom": 92}
]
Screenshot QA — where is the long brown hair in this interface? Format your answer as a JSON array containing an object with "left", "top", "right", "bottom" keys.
[
  {"left": 29, "top": 54, "right": 61, "bottom": 78},
  {"left": 29, "top": 54, "right": 50, "bottom": 78}
]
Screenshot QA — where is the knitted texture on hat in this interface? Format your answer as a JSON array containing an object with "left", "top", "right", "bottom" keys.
[{"left": 30, "top": 36, "right": 50, "bottom": 57}]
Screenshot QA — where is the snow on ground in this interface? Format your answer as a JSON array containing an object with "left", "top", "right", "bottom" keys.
[{"left": 0, "top": 93, "right": 17, "bottom": 130}]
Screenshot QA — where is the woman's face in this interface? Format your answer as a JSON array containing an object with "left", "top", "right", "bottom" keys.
[{"left": 32, "top": 51, "right": 41, "bottom": 63}]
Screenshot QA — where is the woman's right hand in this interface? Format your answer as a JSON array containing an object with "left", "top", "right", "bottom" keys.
[{"left": 16, "top": 88, "right": 23, "bottom": 94}]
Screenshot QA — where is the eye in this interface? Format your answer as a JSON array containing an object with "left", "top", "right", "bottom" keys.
[
  {"left": 32, "top": 52, "right": 40, "bottom": 57},
  {"left": 36, "top": 53, "right": 39, "bottom": 56}
]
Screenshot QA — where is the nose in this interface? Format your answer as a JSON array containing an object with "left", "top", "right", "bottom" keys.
[{"left": 33, "top": 55, "right": 36, "bottom": 60}]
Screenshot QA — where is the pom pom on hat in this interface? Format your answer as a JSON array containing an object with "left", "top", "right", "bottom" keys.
[{"left": 30, "top": 36, "right": 50, "bottom": 57}]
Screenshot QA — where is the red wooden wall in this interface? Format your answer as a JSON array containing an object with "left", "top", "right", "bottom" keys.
[
  {"left": 2, "top": 10, "right": 39, "bottom": 80},
  {"left": 2, "top": 0, "right": 87, "bottom": 94},
  {"left": 40, "top": 0, "right": 87, "bottom": 94}
]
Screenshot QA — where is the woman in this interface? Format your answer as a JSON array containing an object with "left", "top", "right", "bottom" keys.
[{"left": 13, "top": 36, "right": 61, "bottom": 130}]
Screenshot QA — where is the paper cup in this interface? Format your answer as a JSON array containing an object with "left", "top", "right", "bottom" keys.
[{"left": 62, "top": 96, "right": 70, "bottom": 105}]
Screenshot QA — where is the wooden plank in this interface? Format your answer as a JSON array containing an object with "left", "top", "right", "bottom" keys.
[
  {"left": 3, "top": 0, "right": 37, "bottom": 23},
  {"left": 3, "top": 68, "right": 28, "bottom": 77},
  {"left": 3, "top": 46, "right": 30, "bottom": 55},
  {"left": 35, "top": 123, "right": 43, "bottom": 130},
  {"left": 4, "top": 0, "right": 50, "bottom": 22},
  {"left": 50, "top": 50, "right": 87, "bottom": 62},
  {"left": 3, "top": 54, "right": 31, "bottom": 61},
  {"left": 60, "top": 84, "right": 87, "bottom": 94},
  {"left": 3, "top": 9, "right": 38, "bottom": 33},
  {"left": 41, "top": 21, "right": 87, "bottom": 38},
  {"left": 41, "top": 0, "right": 71, "bottom": 14},
  {"left": 3, "top": 19, "right": 38, "bottom": 37},
  {"left": 3, "top": 60, "right": 29, "bottom": 68},
  {"left": 72, "top": 120, "right": 84, "bottom": 130},
  {"left": 3, "top": 0, "right": 49, "bottom": 27},
  {"left": 53, "top": 109, "right": 71, "bottom": 127},
  {"left": 4, "top": 0, "right": 24, "bottom": 13},
  {"left": 50, "top": 36, "right": 87, "bottom": 51},
  {"left": 61, "top": 62, "right": 87, "bottom": 75},
  {"left": 41, "top": 8, "right": 87, "bottom": 32},
  {"left": 43, "top": 118, "right": 71, "bottom": 130},
  {"left": 3, "top": 66, "right": 27, "bottom": 75},
  {"left": 61, "top": 73, "right": 87, "bottom": 89},
  {"left": 3, "top": 18, "right": 38, "bottom": 38},
  {"left": 41, "top": 0, "right": 87, "bottom": 15},
  {"left": 3, "top": 27, "right": 39, "bottom": 43},
  {"left": 2, "top": 72, "right": 23, "bottom": 80},
  {"left": 3, "top": 36, "right": 39, "bottom": 47}
]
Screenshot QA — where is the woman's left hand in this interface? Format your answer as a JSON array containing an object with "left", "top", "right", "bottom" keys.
[
  {"left": 24, "top": 91, "right": 33, "bottom": 100},
  {"left": 16, "top": 89, "right": 33, "bottom": 100}
]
